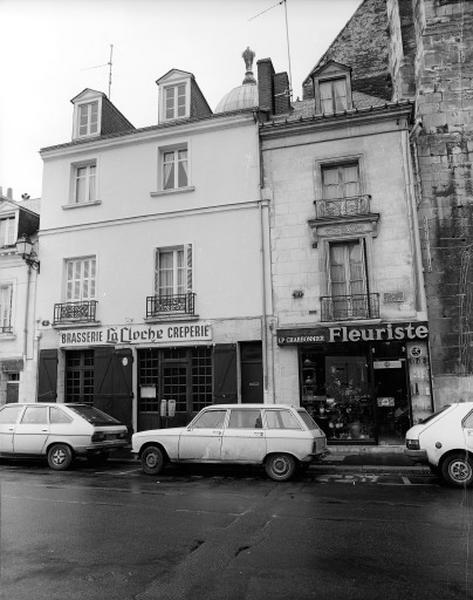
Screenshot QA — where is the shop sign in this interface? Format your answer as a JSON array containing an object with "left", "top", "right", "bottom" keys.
[
  {"left": 59, "top": 322, "right": 213, "bottom": 347},
  {"left": 277, "top": 322, "right": 428, "bottom": 346},
  {"left": 373, "top": 360, "right": 402, "bottom": 369},
  {"left": 1, "top": 359, "right": 24, "bottom": 372},
  {"left": 377, "top": 397, "right": 395, "bottom": 407}
]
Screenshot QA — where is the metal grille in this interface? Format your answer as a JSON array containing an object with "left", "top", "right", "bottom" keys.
[
  {"left": 191, "top": 347, "right": 213, "bottom": 412},
  {"left": 315, "top": 194, "right": 371, "bottom": 219},
  {"left": 320, "top": 293, "right": 380, "bottom": 321},
  {"left": 54, "top": 300, "right": 97, "bottom": 324},
  {"left": 65, "top": 350, "right": 94, "bottom": 404},
  {"left": 146, "top": 293, "right": 195, "bottom": 318}
]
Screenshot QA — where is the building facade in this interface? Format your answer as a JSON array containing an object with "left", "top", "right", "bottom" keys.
[
  {"left": 37, "top": 61, "right": 272, "bottom": 432},
  {"left": 0, "top": 188, "right": 40, "bottom": 403},
  {"left": 260, "top": 53, "right": 430, "bottom": 445}
]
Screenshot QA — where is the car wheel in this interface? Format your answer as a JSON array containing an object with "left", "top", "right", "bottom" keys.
[
  {"left": 440, "top": 453, "right": 473, "bottom": 487},
  {"left": 47, "top": 443, "right": 73, "bottom": 471},
  {"left": 265, "top": 453, "right": 296, "bottom": 482},
  {"left": 141, "top": 446, "right": 165, "bottom": 475}
]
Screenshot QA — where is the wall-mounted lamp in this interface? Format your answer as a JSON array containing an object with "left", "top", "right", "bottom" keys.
[
  {"left": 292, "top": 289, "right": 304, "bottom": 299},
  {"left": 16, "top": 235, "right": 40, "bottom": 272}
]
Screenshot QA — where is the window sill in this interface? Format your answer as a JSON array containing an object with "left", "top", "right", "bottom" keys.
[
  {"left": 0, "top": 333, "right": 16, "bottom": 340},
  {"left": 52, "top": 320, "right": 101, "bottom": 329},
  {"left": 150, "top": 186, "right": 195, "bottom": 198},
  {"left": 62, "top": 201, "right": 102, "bottom": 210}
]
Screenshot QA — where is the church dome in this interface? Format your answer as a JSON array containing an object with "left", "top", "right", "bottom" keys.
[{"left": 215, "top": 47, "right": 258, "bottom": 113}]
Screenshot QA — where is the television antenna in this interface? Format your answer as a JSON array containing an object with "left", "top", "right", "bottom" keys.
[
  {"left": 249, "top": 0, "right": 293, "bottom": 99},
  {"left": 82, "top": 44, "right": 114, "bottom": 99}
]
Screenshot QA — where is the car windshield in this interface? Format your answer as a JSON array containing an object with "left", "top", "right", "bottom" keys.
[
  {"left": 68, "top": 405, "right": 122, "bottom": 426},
  {"left": 297, "top": 409, "right": 318, "bottom": 430},
  {"left": 419, "top": 405, "right": 450, "bottom": 424}
]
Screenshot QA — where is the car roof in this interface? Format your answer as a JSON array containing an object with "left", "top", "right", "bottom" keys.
[{"left": 203, "top": 404, "right": 299, "bottom": 409}]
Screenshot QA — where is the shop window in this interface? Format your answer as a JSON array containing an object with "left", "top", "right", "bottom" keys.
[{"left": 65, "top": 350, "right": 95, "bottom": 404}]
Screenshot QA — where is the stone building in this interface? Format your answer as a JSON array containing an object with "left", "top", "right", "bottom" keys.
[{"left": 302, "top": 0, "right": 473, "bottom": 408}]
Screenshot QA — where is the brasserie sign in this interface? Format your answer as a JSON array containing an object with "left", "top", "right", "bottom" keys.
[
  {"left": 277, "top": 322, "right": 428, "bottom": 346},
  {"left": 59, "top": 322, "right": 212, "bottom": 347}
]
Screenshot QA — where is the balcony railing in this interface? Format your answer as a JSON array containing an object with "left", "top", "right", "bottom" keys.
[
  {"left": 53, "top": 300, "right": 98, "bottom": 325},
  {"left": 0, "top": 325, "right": 13, "bottom": 334},
  {"left": 146, "top": 292, "right": 196, "bottom": 318},
  {"left": 320, "top": 293, "right": 380, "bottom": 322},
  {"left": 315, "top": 194, "right": 372, "bottom": 219}
]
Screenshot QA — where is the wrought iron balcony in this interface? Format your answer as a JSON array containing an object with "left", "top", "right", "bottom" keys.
[
  {"left": 315, "top": 194, "right": 372, "bottom": 219},
  {"left": 320, "top": 293, "right": 380, "bottom": 322},
  {"left": 146, "top": 292, "right": 196, "bottom": 318},
  {"left": 53, "top": 300, "right": 98, "bottom": 325},
  {"left": 0, "top": 325, "right": 13, "bottom": 334}
]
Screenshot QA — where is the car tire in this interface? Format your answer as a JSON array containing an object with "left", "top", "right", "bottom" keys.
[
  {"left": 141, "top": 445, "right": 165, "bottom": 475},
  {"left": 265, "top": 453, "right": 296, "bottom": 482},
  {"left": 440, "top": 452, "right": 473, "bottom": 487},
  {"left": 47, "top": 443, "right": 73, "bottom": 471}
]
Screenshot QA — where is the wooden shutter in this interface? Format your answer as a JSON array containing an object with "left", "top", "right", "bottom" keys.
[
  {"left": 94, "top": 347, "right": 133, "bottom": 430},
  {"left": 37, "top": 349, "right": 58, "bottom": 402},
  {"left": 186, "top": 243, "right": 192, "bottom": 292},
  {"left": 213, "top": 344, "right": 237, "bottom": 403}
]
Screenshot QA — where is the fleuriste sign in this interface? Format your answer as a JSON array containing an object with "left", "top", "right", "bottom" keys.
[
  {"left": 59, "top": 322, "right": 212, "bottom": 347},
  {"left": 277, "top": 322, "right": 428, "bottom": 346}
]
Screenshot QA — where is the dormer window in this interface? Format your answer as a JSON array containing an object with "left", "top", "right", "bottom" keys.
[
  {"left": 311, "top": 60, "right": 352, "bottom": 116},
  {"left": 78, "top": 101, "right": 99, "bottom": 137},
  {"left": 319, "top": 77, "right": 348, "bottom": 114},
  {"left": 164, "top": 84, "right": 187, "bottom": 120}
]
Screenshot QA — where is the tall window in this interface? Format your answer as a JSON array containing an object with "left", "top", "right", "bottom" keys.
[
  {"left": 164, "top": 84, "right": 187, "bottom": 120},
  {"left": 322, "top": 162, "right": 360, "bottom": 199},
  {"left": 65, "top": 257, "right": 96, "bottom": 301},
  {"left": 328, "top": 240, "right": 367, "bottom": 318},
  {"left": 0, "top": 217, "right": 15, "bottom": 247},
  {"left": 319, "top": 77, "right": 348, "bottom": 114},
  {"left": 0, "top": 284, "right": 13, "bottom": 333},
  {"left": 73, "top": 162, "right": 96, "bottom": 204},
  {"left": 65, "top": 350, "right": 95, "bottom": 404},
  {"left": 162, "top": 147, "right": 188, "bottom": 190},
  {"left": 77, "top": 101, "right": 99, "bottom": 137},
  {"left": 155, "top": 246, "right": 191, "bottom": 296}
]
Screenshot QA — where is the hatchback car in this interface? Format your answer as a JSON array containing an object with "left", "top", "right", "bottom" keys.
[
  {"left": 0, "top": 403, "right": 129, "bottom": 470},
  {"left": 132, "top": 404, "right": 328, "bottom": 481},
  {"left": 405, "top": 402, "right": 473, "bottom": 487}
]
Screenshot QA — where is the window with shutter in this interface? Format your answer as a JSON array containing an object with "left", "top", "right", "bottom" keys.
[{"left": 153, "top": 244, "right": 194, "bottom": 314}]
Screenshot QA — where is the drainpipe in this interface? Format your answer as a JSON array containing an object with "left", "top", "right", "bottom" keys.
[
  {"left": 259, "top": 198, "right": 269, "bottom": 398},
  {"left": 23, "top": 264, "right": 32, "bottom": 358}
]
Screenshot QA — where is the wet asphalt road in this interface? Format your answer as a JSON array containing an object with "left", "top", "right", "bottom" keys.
[{"left": 1, "top": 458, "right": 472, "bottom": 600}]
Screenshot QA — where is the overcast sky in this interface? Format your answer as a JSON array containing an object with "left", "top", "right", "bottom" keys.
[{"left": 0, "top": 0, "right": 361, "bottom": 200}]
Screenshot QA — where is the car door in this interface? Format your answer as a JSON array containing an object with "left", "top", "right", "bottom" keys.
[
  {"left": 13, "top": 405, "right": 50, "bottom": 454},
  {"left": 178, "top": 408, "right": 227, "bottom": 461},
  {"left": 220, "top": 408, "right": 266, "bottom": 462},
  {"left": 0, "top": 405, "right": 24, "bottom": 453}
]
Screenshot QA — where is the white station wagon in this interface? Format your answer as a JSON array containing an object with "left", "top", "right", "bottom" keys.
[
  {"left": 0, "top": 403, "right": 129, "bottom": 470},
  {"left": 132, "top": 404, "right": 328, "bottom": 481},
  {"left": 405, "top": 402, "right": 473, "bottom": 487}
]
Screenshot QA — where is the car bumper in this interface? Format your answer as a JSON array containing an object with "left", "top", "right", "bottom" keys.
[
  {"left": 301, "top": 449, "right": 330, "bottom": 463},
  {"left": 404, "top": 448, "right": 428, "bottom": 463},
  {"left": 75, "top": 440, "right": 129, "bottom": 455}
]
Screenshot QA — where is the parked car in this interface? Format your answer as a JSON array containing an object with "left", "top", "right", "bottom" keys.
[
  {"left": 0, "top": 403, "right": 129, "bottom": 470},
  {"left": 405, "top": 402, "right": 473, "bottom": 487},
  {"left": 132, "top": 404, "right": 328, "bottom": 481}
]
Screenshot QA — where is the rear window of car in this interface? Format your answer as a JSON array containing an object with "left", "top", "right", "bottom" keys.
[
  {"left": 420, "top": 405, "right": 450, "bottom": 424},
  {"left": 297, "top": 409, "right": 318, "bottom": 430},
  {"left": 0, "top": 405, "right": 23, "bottom": 424},
  {"left": 265, "top": 409, "right": 301, "bottom": 430},
  {"left": 50, "top": 407, "right": 73, "bottom": 424},
  {"left": 68, "top": 405, "right": 122, "bottom": 426}
]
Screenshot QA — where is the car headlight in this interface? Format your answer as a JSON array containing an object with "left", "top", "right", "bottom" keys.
[{"left": 406, "top": 439, "right": 420, "bottom": 450}]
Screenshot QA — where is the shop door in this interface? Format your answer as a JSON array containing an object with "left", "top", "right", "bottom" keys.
[
  {"left": 325, "top": 356, "right": 374, "bottom": 442},
  {"left": 240, "top": 342, "right": 263, "bottom": 404},
  {"left": 374, "top": 360, "right": 410, "bottom": 444},
  {"left": 162, "top": 361, "right": 188, "bottom": 423}
]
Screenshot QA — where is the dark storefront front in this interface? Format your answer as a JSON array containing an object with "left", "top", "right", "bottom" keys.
[
  {"left": 278, "top": 322, "right": 432, "bottom": 445},
  {"left": 37, "top": 325, "right": 263, "bottom": 432}
]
